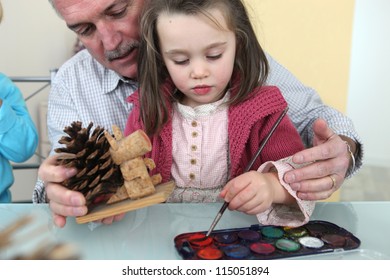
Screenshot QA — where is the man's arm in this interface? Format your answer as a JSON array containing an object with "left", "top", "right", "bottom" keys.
[
  {"left": 32, "top": 67, "right": 80, "bottom": 204},
  {"left": 32, "top": 52, "right": 133, "bottom": 226},
  {"left": 266, "top": 54, "right": 363, "bottom": 200}
]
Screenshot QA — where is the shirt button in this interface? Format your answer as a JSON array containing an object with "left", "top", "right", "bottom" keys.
[
  {"left": 190, "top": 159, "right": 197, "bottom": 165},
  {"left": 191, "top": 145, "right": 197, "bottom": 151},
  {"left": 192, "top": 131, "right": 198, "bottom": 138},
  {"left": 191, "top": 121, "right": 197, "bottom": 127},
  {"left": 189, "top": 173, "right": 195, "bottom": 180}
]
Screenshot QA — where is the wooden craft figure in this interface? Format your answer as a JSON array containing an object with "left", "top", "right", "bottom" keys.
[{"left": 104, "top": 126, "right": 162, "bottom": 204}]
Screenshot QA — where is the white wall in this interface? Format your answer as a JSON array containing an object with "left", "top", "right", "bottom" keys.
[
  {"left": 347, "top": 0, "right": 390, "bottom": 167},
  {"left": 0, "top": 0, "right": 76, "bottom": 201}
]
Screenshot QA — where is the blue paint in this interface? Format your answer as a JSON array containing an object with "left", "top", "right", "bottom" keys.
[{"left": 223, "top": 244, "right": 250, "bottom": 259}]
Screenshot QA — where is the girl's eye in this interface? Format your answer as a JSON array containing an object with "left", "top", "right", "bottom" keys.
[
  {"left": 173, "top": 59, "right": 189, "bottom": 65},
  {"left": 207, "top": 54, "right": 222, "bottom": 60}
]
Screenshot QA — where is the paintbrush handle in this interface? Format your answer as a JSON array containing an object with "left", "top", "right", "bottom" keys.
[
  {"left": 244, "top": 107, "right": 289, "bottom": 172},
  {"left": 205, "top": 202, "right": 229, "bottom": 237},
  {"left": 205, "top": 107, "right": 289, "bottom": 236}
]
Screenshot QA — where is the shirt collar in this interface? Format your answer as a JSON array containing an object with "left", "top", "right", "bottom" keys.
[
  {"left": 102, "top": 68, "right": 138, "bottom": 94},
  {"left": 175, "top": 91, "right": 230, "bottom": 119}
]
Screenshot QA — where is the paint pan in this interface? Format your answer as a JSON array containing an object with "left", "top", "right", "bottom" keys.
[{"left": 174, "top": 220, "right": 360, "bottom": 260}]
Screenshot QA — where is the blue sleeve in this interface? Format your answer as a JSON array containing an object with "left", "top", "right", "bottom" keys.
[{"left": 0, "top": 73, "right": 39, "bottom": 162}]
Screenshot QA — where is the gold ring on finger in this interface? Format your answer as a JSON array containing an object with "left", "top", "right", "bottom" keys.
[{"left": 329, "top": 174, "right": 336, "bottom": 188}]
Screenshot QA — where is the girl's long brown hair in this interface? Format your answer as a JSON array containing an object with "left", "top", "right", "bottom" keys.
[{"left": 138, "top": 0, "right": 269, "bottom": 136}]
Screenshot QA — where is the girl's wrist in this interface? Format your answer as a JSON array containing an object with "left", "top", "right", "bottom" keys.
[{"left": 264, "top": 172, "right": 294, "bottom": 205}]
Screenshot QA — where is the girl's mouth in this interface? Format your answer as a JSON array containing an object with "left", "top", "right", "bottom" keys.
[{"left": 193, "top": 85, "right": 212, "bottom": 95}]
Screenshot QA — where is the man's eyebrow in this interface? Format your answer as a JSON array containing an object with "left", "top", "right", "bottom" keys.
[{"left": 66, "top": 0, "right": 130, "bottom": 31}]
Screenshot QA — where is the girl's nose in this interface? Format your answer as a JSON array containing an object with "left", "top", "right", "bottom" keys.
[{"left": 190, "top": 61, "right": 209, "bottom": 79}]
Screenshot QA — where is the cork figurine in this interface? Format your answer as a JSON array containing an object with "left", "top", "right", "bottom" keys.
[{"left": 104, "top": 126, "right": 162, "bottom": 204}]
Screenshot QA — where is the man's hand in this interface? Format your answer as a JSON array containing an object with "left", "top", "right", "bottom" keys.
[
  {"left": 284, "top": 119, "right": 354, "bottom": 200},
  {"left": 38, "top": 155, "right": 125, "bottom": 227}
]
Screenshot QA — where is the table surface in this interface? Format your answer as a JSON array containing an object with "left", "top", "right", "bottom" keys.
[{"left": 1, "top": 201, "right": 389, "bottom": 260}]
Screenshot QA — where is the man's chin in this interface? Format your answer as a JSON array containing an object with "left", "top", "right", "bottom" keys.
[
  {"left": 113, "top": 66, "right": 137, "bottom": 80},
  {"left": 109, "top": 52, "right": 138, "bottom": 79}
]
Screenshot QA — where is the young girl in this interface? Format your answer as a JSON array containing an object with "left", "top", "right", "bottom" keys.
[{"left": 125, "top": 0, "right": 314, "bottom": 226}]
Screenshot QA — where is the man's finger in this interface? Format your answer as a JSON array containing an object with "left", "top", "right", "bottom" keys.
[
  {"left": 46, "top": 183, "right": 86, "bottom": 206},
  {"left": 285, "top": 155, "right": 345, "bottom": 184},
  {"left": 291, "top": 141, "right": 335, "bottom": 165},
  {"left": 53, "top": 213, "right": 67, "bottom": 228},
  {"left": 312, "top": 118, "right": 334, "bottom": 145},
  {"left": 38, "top": 155, "right": 77, "bottom": 183},
  {"left": 49, "top": 199, "right": 87, "bottom": 217}
]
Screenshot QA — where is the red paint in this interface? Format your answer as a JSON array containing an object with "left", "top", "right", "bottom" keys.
[
  {"left": 250, "top": 242, "right": 275, "bottom": 255},
  {"left": 197, "top": 247, "right": 223, "bottom": 260},
  {"left": 188, "top": 233, "right": 213, "bottom": 248}
]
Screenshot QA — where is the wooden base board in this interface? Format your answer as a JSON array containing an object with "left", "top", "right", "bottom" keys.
[{"left": 76, "top": 181, "right": 175, "bottom": 224}]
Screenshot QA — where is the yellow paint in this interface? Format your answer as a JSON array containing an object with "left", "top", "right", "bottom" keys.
[{"left": 243, "top": 0, "right": 355, "bottom": 201}]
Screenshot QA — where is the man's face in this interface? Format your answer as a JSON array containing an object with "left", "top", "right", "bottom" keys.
[{"left": 54, "top": 0, "right": 144, "bottom": 79}]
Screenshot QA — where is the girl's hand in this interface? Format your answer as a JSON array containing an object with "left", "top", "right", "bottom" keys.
[{"left": 220, "top": 171, "right": 282, "bottom": 215}]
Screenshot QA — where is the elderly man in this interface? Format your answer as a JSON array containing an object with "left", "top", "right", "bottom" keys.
[{"left": 35, "top": 0, "right": 362, "bottom": 227}]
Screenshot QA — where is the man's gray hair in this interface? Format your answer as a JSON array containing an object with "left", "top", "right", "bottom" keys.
[{"left": 48, "top": 0, "right": 62, "bottom": 18}]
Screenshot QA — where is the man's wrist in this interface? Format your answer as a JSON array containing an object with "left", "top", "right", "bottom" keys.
[{"left": 33, "top": 178, "right": 48, "bottom": 204}]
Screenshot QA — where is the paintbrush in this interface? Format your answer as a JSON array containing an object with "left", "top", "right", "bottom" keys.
[{"left": 204, "top": 106, "right": 289, "bottom": 237}]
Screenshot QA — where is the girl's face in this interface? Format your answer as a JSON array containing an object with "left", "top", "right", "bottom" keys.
[{"left": 157, "top": 8, "right": 236, "bottom": 108}]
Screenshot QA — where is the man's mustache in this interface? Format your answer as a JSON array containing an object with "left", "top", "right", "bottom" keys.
[{"left": 105, "top": 42, "right": 139, "bottom": 61}]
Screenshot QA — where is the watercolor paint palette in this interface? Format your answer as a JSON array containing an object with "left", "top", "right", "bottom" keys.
[{"left": 174, "top": 220, "right": 360, "bottom": 260}]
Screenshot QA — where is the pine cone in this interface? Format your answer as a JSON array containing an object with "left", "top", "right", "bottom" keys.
[{"left": 55, "top": 121, "right": 124, "bottom": 207}]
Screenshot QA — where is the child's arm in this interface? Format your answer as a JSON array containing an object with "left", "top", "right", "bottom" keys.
[
  {"left": 220, "top": 156, "right": 315, "bottom": 227},
  {"left": 0, "top": 77, "right": 38, "bottom": 162}
]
